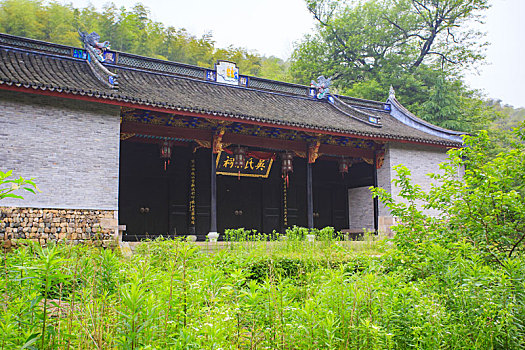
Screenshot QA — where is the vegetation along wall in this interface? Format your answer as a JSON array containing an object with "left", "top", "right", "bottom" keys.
[{"left": 377, "top": 142, "right": 452, "bottom": 234}]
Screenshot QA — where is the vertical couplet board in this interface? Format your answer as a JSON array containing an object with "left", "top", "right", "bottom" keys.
[{"left": 284, "top": 157, "right": 308, "bottom": 228}]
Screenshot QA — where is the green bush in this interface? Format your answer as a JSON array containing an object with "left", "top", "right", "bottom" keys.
[
  {"left": 372, "top": 122, "right": 525, "bottom": 264},
  {"left": 1, "top": 127, "right": 524, "bottom": 348},
  {"left": 0, "top": 238, "right": 523, "bottom": 348}
]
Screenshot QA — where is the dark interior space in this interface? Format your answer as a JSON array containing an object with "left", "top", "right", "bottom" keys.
[{"left": 119, "top": 140, "right": 374, "bottom": 241}]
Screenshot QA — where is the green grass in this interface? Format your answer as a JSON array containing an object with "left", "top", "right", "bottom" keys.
[{"left": 0, "top": 235, "right": 523, "bottom": 349}]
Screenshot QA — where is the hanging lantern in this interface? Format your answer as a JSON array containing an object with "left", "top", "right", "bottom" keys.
[
  {"left": 281, "top": 152, "right": 293, "bottom": 187},
  {"left": 160, "top": 140, "right": 172, "bottom": 170},
  {"left": 339, "top": 157, "right": 350, "bottom": 177},
  {"left": 281, "top": 152, "right": 293, "bottom": 174},
  {"left": 233, "top": 146, "right": 246, "bottom": 168}
]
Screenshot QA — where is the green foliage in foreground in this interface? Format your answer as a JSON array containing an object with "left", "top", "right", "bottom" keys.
[
  {"left": 0, "top": 170, "right": 39, "bottom": 201},
  {"left": 373, "top": 123, "right": 525, "bottom": 264},
  {"left": 0, "top": 235, "right": 523, "bottom": 349},
  {"left": 1, "top": 128, "right": 524, "bottom": 349}
]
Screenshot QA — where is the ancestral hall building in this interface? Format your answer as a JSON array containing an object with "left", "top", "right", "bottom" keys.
[{"left": 0, "top": 33, "right": 463, "bottom": 243}]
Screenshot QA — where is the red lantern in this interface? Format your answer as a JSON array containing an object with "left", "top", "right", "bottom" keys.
[
  {"left": 160, "top": 140, "right": 172, "bottom": 170},
  {"left": 339, "top": 157, "right": 350, "bottom": 177},
  {"left": 281, "top": 152, "right": 293, "bottom": 187}
]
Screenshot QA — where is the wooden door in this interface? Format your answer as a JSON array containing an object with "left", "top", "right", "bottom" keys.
[
  {"left": 285, "top": 158, "right": 307, "bottom": 229},
  {"left": 314, "top": 185, "right": 332, "bottom": 229},
  {"left": 313, "top": 184, "right": 349, "bottom": 231},
  {"left": 168, "top": 152, "right": 191, "bottom": 236},
  {"left": 119, "top": 142, "right": 169, "bottom": 240},
  {"left": 217, "top": 176, "right": 262, "bottom": 232},
  {"left": 332, "top": 184, "right": 349, "bottom": 230},
  {"left": 261, "top": 164, "right": 282, "bottom": 233}
]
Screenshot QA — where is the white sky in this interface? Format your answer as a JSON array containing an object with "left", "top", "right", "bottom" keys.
[{"left": 69, "top": 0, "right": 524, "bottom": 108}]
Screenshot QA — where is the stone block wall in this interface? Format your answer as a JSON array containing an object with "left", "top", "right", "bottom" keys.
[
  {"left": 0, "top": 207, "right": 118, "bottom": 247},
  {"left": 0, "top": 90, "right": 121, "bottom": 246}
]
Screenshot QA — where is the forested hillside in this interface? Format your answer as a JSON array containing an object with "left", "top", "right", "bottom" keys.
[
  {"left": 0, "top": 0, "right": 522, "bottom": 136},
  {"left": 0, "top": 0, "right": 290, "bottom": 80}
]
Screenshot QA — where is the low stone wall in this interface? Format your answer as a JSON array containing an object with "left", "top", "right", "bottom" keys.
[{"left": 0, "top": 207, "right": 118, "bottom": 247}]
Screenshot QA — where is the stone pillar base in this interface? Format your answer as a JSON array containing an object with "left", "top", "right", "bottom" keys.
[
  {"left": 207, "top": 232, "right": 219, "bottom": 242},
  {"left": 378, "top": 216, "right": 397, "bottom": 237}
]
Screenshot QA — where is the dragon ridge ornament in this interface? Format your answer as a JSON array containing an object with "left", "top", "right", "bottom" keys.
[
  {"left": 79, "top": 31, "right": 111, "bottom": 62},
  {"left": 77, "top": 30, "right": 118, "bottom": 89},
  {"left": 310, "top": 76, "right": 332, "bottom": 99}
]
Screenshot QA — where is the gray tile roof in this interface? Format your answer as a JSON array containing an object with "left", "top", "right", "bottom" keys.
[{"left": 0, "top": 34, "right": 462, "bottom": 147}]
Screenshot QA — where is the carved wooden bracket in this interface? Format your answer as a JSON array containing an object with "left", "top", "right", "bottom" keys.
[
  {"left": 308, "top": 140, "right": 321, "bottom": 164},
  {"left": 212, "top": 128, "right": 225, "bottom": 154},
  {"left": 375, "top": 151, "right": 385, "bottom": 169}
]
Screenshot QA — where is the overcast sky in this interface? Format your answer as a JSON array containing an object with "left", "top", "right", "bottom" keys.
[{"left": 69, "top": 0, "right": 524, "bottom": 108}]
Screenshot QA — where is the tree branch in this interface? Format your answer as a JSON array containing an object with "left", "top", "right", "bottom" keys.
[
  {"left": 509, "top": 226, "right": 525, "bottom": 258},
  {"left": 427, "top": 51, "right": 458, "bottom": 64},
  {"left": 309, "top": 5, "right": 367, "bottom": 67}
]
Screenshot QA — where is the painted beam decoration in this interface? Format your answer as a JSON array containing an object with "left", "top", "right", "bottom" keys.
[{"left": 216, "top": 151, "right": 273, "bottom": 178}]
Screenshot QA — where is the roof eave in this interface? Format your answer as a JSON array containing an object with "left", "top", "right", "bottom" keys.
[
  {"left": 0, "top": 82, "right": 461, "bottom": 149},
  {"left": 387, "top": 96, "right": 465, "bottom": 145}
]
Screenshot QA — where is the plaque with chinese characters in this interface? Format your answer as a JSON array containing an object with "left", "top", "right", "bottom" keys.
[
  {"left": 215, "top": 61, "right": 239, "bottom": 85},
  {"left": 216, "top": 152, "right": 273, "bottom": 178}
]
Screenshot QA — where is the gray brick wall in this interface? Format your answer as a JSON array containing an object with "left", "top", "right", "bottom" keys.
[
  {"left": 348, "top": 186, "right": 374, "bottom": 231},
  {"left": 377, "top": 142, "right": 452, "bottom": 217},
  {"left": 0, "top": 90, "right": 121, "bottom": 210}
]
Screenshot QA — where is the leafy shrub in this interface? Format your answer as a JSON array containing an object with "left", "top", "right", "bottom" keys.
[{"left": 372, "top": 122, "right": 525, "bottom": 264}]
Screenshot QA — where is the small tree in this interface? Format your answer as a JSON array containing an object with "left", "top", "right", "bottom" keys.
[{"left": 372, "top": 122, "right": 525, "bottom": 263}]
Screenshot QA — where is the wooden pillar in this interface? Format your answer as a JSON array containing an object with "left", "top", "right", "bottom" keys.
[
  {"left": 373, "top": 151, "right": 379, "bottom": 233},
  {"left": 306, "top": 162, "right": 314, "bottom": 229},
  {"left": 210, "top": 150, "right": 217, "bottom": 233}
]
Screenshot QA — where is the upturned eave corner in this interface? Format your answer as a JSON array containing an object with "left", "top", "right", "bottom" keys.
[{"left": 386, "top": 91, "right": 465, "bottom": 146}]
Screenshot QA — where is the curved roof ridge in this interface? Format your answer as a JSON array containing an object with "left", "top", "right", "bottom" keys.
[
  {"left": 0, "top": 33, "right": 463, "bottom": 147},
  {"left": 330, "top": 95, "right": 382, "bottom": 128},
  {"left": 388, "top": 96, "right": 465, "bottom": 143}
]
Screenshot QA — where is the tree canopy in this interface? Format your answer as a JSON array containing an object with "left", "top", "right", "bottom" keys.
[
  {"left": 291, "top": 0, "right": 493, "bottom": 131},
  {"left": 293, "top": 0, "right": 488, "bottom": 85}
]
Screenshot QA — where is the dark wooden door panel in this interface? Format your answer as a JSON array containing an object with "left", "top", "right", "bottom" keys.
[
  {"left": 195, "top": 205, "right": 210, "bottom": 236},
  {"left": 262, "top": 207, "right": 280, "bottom": 233},
  {"left": 195, "top": 149, "right": 211, "bottom": 235},
  {"left": 120, "top": 175, "right": 169, "bottom": 237},
  {"left": 332, "top": 185, "right": 348, "bottom": 230},
  {"left": 170, "top": 204, "right": 187, "bottom": 235},
  {"left": 314, "top": 186, "right": 332, "bottom": 229}
]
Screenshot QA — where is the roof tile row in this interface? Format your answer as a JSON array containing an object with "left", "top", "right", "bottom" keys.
[{"left": 0, "top": 39, "right": 462, "bottom": 147}]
